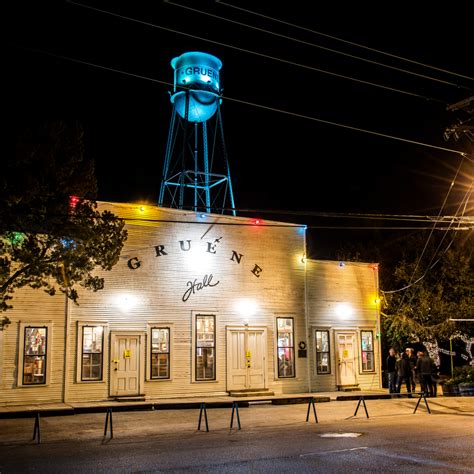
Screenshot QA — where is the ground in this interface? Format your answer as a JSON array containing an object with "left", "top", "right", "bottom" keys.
[{"left": 1, "top": 397, "right": 473, "bottom": 473}]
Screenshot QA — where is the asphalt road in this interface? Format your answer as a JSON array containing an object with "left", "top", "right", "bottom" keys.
[{"left": 1, "top": 398, "right": 473, "bottom": 473}]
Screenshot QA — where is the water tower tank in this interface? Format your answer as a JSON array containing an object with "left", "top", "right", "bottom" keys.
[{"left": 170, "top": 52, "right": 222, "bottom": 123}]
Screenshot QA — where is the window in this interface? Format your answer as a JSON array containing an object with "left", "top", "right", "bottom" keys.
[
  {"left": 277, "top": 317, "right": 295, "bottom": 378},
  {"left": 23, "top": 327, "right": 47, "bottom": 385},
  {"left": 151, "top": 328, "right": 170, "bottom": 379},
  {"left": 361, "top": 330, "right": 374, "bottom": 372},
  {"left": 81, "top": 326, "right": 104, "bottom": 381},
  {"left": 315, "top": 330, "right": 331, "bottom": 374},
  {"left": 195, "top": 315, "right": 215, "bottom": 381}
]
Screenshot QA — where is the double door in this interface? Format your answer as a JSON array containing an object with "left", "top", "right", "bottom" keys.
[{"left": 227, "top": 328, "right": 266, "bottom": 391}]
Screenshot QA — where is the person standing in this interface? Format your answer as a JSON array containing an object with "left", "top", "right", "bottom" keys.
[
  {"left": 406, "top": 348, "right": 417, "bottom": 392},
  {"left": 396, "top": 352, "right": 412, "bottom": 395},
  {"left": 416, "top": 350, "right": 434, "bottom": 397},
  {"left": 386, "top": 348, "right": 398, "bottom": 393}
]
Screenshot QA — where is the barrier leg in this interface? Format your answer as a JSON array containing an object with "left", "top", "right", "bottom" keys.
[
  {"left": 305, "top": 397, "right": 318, "bottom": 423},
  {"left": 32, "top": 412, "right": 41, "bottom": 444},
  {"left": 354, "top": 396, "right": 369, "bottom": 418},
  {"left": 104, "top": 408, "right": 113, "bottom": 438},
  {"left": 414, "top": 392, "right": 431, "bottom": 414},
  {"left": 198, "top": 403, "right": 209, "bottom": 432},
  {"left": 230, "top": 401, "right": 241, "bottom": 430}
]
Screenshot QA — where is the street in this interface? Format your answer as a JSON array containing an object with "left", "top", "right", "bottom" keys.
[{"left": 1, "top": 397, "right": 473, "bottom": 473}]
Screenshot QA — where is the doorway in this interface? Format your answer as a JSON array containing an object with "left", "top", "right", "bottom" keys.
[
  {"left": 110, "top": 332, "right": 143, "bottom": 397},
  {"left": 227, "top": 327, "right": 266, "bottom": 391},
  {"left": 335, "top": 331, "right": 357, "bottom": 387}
]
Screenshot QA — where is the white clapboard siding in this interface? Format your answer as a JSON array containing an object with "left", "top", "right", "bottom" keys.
[
  {"left": 65, "top": 202, "right": 308, "bottom": 402},
  {"left": 0, "top": 285, "right": 66, "bottom": 406},
  {"left": 306, "top": 259, "right": 381, "bottom": 391}
]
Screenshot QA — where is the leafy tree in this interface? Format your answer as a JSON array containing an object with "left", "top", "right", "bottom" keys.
[
  {"left": 338, "top": 232, "right": 473, "bottom": 360},
  {"left": 1, "top": 121, "right": 127, "bottom": 324},
  {"left": 381, "top": 233, "right": 473, "bottom": 352}
]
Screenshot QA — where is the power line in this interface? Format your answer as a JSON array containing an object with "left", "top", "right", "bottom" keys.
[
  {"left": 168, "top": 1, "right": 469, "bottom": 90},
  {"left": 65, "top": 0, "right": 447, "bottom": 104},
  {"left": 384, "top": 160, "right": 471, "bottom": 295},
  {"left": 22, "top": 46, "right": 472, "bottom": 162},
  {"left": 217, "top": 1, "right": 474, "bottom": 83}
]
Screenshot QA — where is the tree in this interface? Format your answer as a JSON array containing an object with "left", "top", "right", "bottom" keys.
[
  {"left": 382, "top": 233, "right": 473, "bottom": 352},
  {"left": 1, "top": 121, "right": 127, "bottom": 324}
]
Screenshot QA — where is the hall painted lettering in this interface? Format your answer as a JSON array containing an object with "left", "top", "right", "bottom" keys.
[
  {"left": 230, "top": 250, "right": 243, "bottom": 264},
  {"left": 182, "top": 274, "right": 220, "bottom": 302},
  {"left": 179, "top": 240, "right": 192, "bottom": 251},
  {"left": 154, "top": 245, "right": 167, "bottom": 257},
  {"left": 127, "top": 257, "right": 141, "bottom": 270},
  {"left": 251, "top": 264, "right": 263, "bottom": 278}
]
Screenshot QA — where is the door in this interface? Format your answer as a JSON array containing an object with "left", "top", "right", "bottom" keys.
[
  {"left": 227, "top": 327, "right": 266, "bottom": 391},
  {"left": 336, "top": 332, "right": 357, "bottom": 386},
  {"left": 110, "top": 333, "right": 141, "bottom": 396}
]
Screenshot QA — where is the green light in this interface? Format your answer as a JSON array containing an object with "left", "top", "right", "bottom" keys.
[{"left": 9, "top": 232, "right": 25, "bottom": 245}]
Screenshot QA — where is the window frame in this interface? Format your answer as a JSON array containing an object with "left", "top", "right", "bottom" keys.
[
  {"left": 192, "top": 312, "right": 218, "bottom": 383},
  {"left": 76, "top": 321, "right": 108, "bottom": 384},
  {"left": 276, "top": 316, "right": 296, "bottom": 379},
  {"left": 81, "top": 325, "right": 105, "bottom": 382},
  {"left": 315, "top": 329, "right": 331, "bottom": 375},
  {"left": 149, "top": 326, "right": 171, "bottom": 380},
  {"left": 360, "top": 329, "right": 375, "bottom": 373},
  {"left": 17, "top": 321, "right": 53, "bottom": 387}
]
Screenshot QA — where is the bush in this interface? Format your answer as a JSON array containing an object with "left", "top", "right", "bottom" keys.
[{"left": 443, "top": 365, "right": 474, "bottom": 385}]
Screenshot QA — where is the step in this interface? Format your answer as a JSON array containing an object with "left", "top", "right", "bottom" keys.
[
  {"left": 229, "top": 390, "right": 275, "bottom": 398},
  {"left": 114, "top": 395, "right": 146, "bottom": 402},
  {"left": 337, "top": 385, "right": 361, "bottom": 392}
]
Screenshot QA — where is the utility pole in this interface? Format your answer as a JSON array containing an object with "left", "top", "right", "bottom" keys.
[{"left": 444, "top": 96, "right": 473, "bottom": 143}]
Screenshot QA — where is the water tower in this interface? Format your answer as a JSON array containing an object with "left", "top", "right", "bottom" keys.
[{"left": 158, "top": 52, "right": 236, "bottom": 215}]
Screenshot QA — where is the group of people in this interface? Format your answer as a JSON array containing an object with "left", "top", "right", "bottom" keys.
[{"left": 386, "top": 347, "right": 438, "bottom": 397}]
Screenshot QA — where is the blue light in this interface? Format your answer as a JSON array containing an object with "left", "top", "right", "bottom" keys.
[{"left": 339, "top": 261, "right": 345, "bottom": 268}]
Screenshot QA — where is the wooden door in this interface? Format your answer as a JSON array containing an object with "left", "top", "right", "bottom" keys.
[
  {"left": 336, "top": 332, "right": 357, "bottom": 386},
  {"left": 227, "top": 328, "right": 266, "bottom": 391},
  {"left": 110, "top": 334, "right": 141, "bottom": 396}
]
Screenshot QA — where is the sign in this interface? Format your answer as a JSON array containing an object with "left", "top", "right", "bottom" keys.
[
  {"left": 124, "top": 349, "right": 131, "bottom": 359},
  {"left": 246, "top": 351, "right": 252, "bottom": 358}
]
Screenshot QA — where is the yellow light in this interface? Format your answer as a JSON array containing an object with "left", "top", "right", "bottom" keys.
[
  {"left": 114, "top": 293, "right": 140, "bottom": 312},
  {"left": 374, "top": 298, "right": 381, "bottom": 304},
  {"left": 234, "top": 299, "right": 259, "bottom": 317},
  {"left": 139, "top": 206, "right": 145, "bottom": 212},
  {"left": 335, "top": 303, "right": 353, "bottom": 319}
]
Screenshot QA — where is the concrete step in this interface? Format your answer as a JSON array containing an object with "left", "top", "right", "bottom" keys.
[
  {"left": 114, "top": 396, "right": 146, "bottom": 402},
  {"left": 337, "top": 385, "right": 361, "bottom": 392},
  {"left": 229, "top": 390, "right": 275, "bottom": 397}
]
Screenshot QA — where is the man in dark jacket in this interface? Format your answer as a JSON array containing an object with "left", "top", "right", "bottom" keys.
[
  {"left": 396, "top": 352, "right": 412, "bottom": 395},
  {"left": 386, "top": 348, "right": 397, "bottom": 393},
  {"left": 406, "top": 348, "right": 417, "bottom": 391},
  {"left": 416, "top": 351, "right": 434, "bottom": 397}
]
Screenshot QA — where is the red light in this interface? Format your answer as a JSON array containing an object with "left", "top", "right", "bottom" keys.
[
  {"left": 254, "top": 219, "right": 262, "bottom": 225},
  {"left": 69, "top": 195, "right": 80, "bottom": 209},
  {"left": 369, "top": 263, "right": 379, "bottom": 271}
]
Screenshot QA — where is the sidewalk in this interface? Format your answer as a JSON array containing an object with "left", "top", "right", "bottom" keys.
[{"left": 0, "top": 389, "right": 402, "bottom": 418}]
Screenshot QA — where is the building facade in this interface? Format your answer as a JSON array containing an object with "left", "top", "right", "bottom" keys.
[{"left": 0, "top": 202, "right": 381, "bottom": 405}]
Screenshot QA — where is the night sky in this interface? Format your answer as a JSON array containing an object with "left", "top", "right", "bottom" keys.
[{"left": 11, "top": 1, "right": 473, "bottom": 258}]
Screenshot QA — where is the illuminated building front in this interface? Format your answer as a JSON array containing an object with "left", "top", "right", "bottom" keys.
[{"left": 0, "top": 202, "right": 381, "bottom": 405}]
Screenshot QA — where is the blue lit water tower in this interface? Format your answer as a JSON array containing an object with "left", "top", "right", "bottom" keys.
[{"left": 158, "top": 52, "right": 236, "bottom": 215}]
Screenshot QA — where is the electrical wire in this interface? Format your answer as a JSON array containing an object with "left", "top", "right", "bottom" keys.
[
  {"left": 168, "top": 1, "right": 470, "bottom": 90},
  {"left": 217, "top": 1, "right": 474, "bottom": 83},
  {"left": 383, "top": 159, "right": 470, "bottom": 295},
  {"left": 21, "top": 46, "right": 472, "bottom": 162},
  {"left": 65, "top": 0, "right": 447, "bottom": 104}
]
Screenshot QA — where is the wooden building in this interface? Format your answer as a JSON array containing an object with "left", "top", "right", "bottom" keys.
[{"left": 0, "top": 202, "right": 381, "bottom": 405}]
